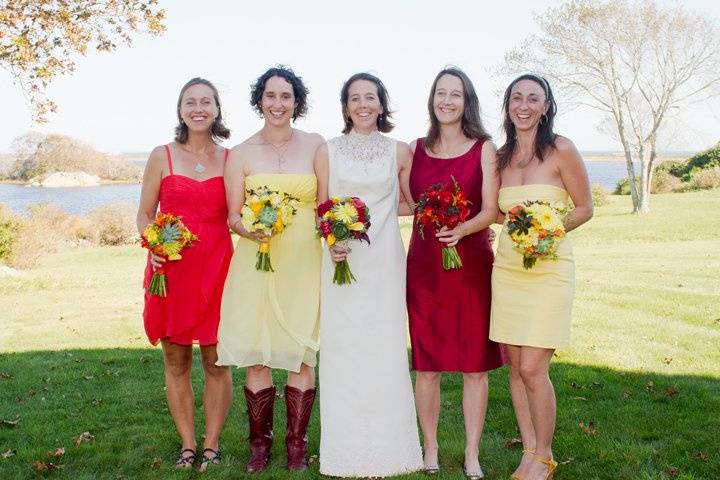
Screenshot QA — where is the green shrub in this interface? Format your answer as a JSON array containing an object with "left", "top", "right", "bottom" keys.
[
  {"left": 614, "top": 177, "right": 635, "bottom": 195},
  {"left": 668, "top": 142, "right": 720, "bottom": 181},
  {"left": 651, "top": 170, "right": 683, "bottom": 193},
  {"left": 689, "top": 167, "right": 720, "bottom": 190},
  {"left": 591, "top": 185, "right": 611, "bottom": 206},
  {"left": 0, "top": 204, "right": 20, "bottom": 261}
]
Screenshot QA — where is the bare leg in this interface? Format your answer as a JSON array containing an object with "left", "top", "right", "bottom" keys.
[
  {"left": 286, "top": 363, "right": 315, "bottom": 391},
  {"left": 246, "top": 364, "right": 273, "bottom": 393},
  {"left": 199, "top": 345, "right": 232, "bottom": 460},
  {"left": 462, "top": 372, "right": 489, "bottom": 475},
  {"left": 415, "top": 371, "right": 441, "bottom": 469},
  {"left": 161, "top": 341, "right": 196, "bottom": 458},
  {"left": 506, "top": 345, "right": 537, "bottom": 478},
  {"left": 518, "top": 347, "right": 556, "bottom": 480}
]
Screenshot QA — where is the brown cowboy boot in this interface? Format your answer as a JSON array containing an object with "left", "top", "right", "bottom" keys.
[
  {"left": 284, "top": 385, "right": 316, "bottom": 471},
  {"left": 244, "top": 385, "right": 275, "bottom": 473}
]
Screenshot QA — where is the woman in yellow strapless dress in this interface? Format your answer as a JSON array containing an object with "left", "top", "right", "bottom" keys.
[
  {"left": 491, "top": 75, "right": 593, "bottom": 480},
  {"left": 215, "top": 67, "right": 323, "bottom": 473}
]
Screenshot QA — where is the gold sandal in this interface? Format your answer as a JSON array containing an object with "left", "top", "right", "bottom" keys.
[
  {"left": 531, "top": 453, "right": 558, "bottom": 480},
  {"left": 510, "top": 449, "right": 535, "bottom": 480}
]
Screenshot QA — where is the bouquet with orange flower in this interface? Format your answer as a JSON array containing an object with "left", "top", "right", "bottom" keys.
[
  {"left": 506, "top": 200, "right": 571, "bottom": 269},
  {"left": 241, "top": 186, "right": 299, "bottom": 272},
  {"left": 316, "top": 196, "right": 371, "bottom": 285},
  {"left": 414, "top": 176, "right": 471, "bottom": 270},
  {"left": 141, "top": 212, "right": 199, "bottom": 297}
]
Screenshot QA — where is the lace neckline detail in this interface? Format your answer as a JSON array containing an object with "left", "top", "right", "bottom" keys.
[{"left": 333, "top": 129, "right": 392, "bottom": 173}]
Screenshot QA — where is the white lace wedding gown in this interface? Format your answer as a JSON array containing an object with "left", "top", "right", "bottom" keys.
[{"left": 319, "top": 130, "right": 423, "bottom": 477}]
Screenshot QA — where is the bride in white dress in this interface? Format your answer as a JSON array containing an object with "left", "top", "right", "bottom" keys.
[{"left": 314, "top": 73, "right": 423, "bottom": 477}]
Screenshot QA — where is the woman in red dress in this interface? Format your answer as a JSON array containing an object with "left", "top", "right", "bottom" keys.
[
  {"left": 137, "top": 77, "right": 233, "bottom": 471},
  {"left": 406, "top": 67, "right": 505, "bottom": 478}
]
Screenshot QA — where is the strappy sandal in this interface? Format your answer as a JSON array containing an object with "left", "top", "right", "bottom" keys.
[
  {"left": 510, "top": 449, "right": 536, "bottom": 480},
  {"left": 175, "top": 448, "right": 196, "bottom": 469},
  {"left": 531, "top": 453, "right": 558, "bottom": 480},
  {"left": 197, "top": 448, "right": 221, "bottom": 472}
]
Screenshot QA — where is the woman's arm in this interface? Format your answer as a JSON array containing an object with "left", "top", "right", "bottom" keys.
[
  {"left": 396, "top": 141, "right": 415, "bottom": 217},
  {"left": 556, "top": 137, "right": 593, "bottom": 232},
  {"left": 136, "top": 146, "right": 164, "bottom": 234},
  {"left": 437, "top": 141, "right": 500, "bottom": 246},
  {"left": 314, "top": 143, "right": 329, "bottom": 205},
  {"left": 224, "top": 146, "right": 265, "bottom": 242}
]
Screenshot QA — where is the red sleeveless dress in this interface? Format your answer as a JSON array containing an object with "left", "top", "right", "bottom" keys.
[
  {"left": 143, "top": 145, "right": 233, "bottom": 346},
  {"left": 407, "top": 139, "right": 505, "bottom": 372}
]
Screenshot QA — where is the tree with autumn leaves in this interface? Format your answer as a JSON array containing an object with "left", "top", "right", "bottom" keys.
[{"left": 1, "top": 0, "right": 166, "bottom": 122}]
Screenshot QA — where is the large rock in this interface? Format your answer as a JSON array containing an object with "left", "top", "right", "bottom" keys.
[{"left": 39, "top": 171, "right": 101, "bottom": 187}]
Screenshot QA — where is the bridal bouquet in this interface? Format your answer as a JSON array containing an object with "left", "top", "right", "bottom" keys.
[
  {"left": 506, "top": 200, "right": 570, "bottom": 269},
  {"left": 141, "top": 212, "right": 199, "bottom": 297},
  {"left": 316, "top": 196, "right": 371, "bottom": 285},
  {"left": 241, "top": 186, "right": 299, "bottom": 271},
  {"left": 414, "top": 176, "right": 471, "bottom": 270}
]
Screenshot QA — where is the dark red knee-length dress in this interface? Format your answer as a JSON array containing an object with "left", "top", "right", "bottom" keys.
[
  {"left": 143, "top": 145, "right": 233, "bottom": 346},
  {"left": 407, "top": 138, "right": 505, "bottom": 372}
]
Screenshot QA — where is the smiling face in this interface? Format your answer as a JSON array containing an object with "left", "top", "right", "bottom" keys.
[
  {"left": 345, "top": 79, "right": 382, "bottom": 134},
  {"left": 508, "top": 79, "right": 549, "bottom": 132},
  {"left": 432, "top": 74, "right": 464, "bottom": 126},
  {"left": 179, "top": 83, "right": 218, "bottom": 134},
  {"left": 260, "top": 76, "right": 296, "bottom": 126}
]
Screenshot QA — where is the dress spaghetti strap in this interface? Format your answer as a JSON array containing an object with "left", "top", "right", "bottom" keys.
[
  {"left": 224, "top": 148, "right": 229, "bottom": 163},
  {"left": 164, "top": 144, "right": 174, "bottom": 175}
]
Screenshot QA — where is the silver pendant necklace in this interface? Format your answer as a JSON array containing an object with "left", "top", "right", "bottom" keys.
[{"left": 194, "top": 163, "right": 206, "bottom": 174}]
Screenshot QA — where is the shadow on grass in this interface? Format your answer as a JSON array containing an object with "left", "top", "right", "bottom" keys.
[{"left": 0, "top": 349, "right": 717, "bottom": 479}]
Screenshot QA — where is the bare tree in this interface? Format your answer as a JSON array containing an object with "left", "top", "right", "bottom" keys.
[
  {"left": 0, "top": 0, "right": 165, "bottom": 122},
  {"left": 500, "top": 0, "right": 720, "bottom": 213}
]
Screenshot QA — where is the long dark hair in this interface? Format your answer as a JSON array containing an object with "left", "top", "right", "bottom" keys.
[
  {"left": 174, "top": 77, "right": 230, "bottom": 144},
  {"left": 425, "top": 67, "right": 490, "bottom": 152},
  {"left": 340, "top": 72, "right": 394, "bottom": 134},
  {"left": 496, "top": 73, "right": 558, "bottom": 171},
  {"left": 250, "top": 65, "right": 309, "bottom": 121}
]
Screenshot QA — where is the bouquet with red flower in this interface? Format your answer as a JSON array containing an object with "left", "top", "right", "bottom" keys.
[
  {"left": 141, "top": 212, "right": 199, "bottom": 296},
  {"left": 414, "top": 175, "right": 471, "bottom": 270},
  {"left": 316, "top": 196, "right": 371, "bottom": 285}
]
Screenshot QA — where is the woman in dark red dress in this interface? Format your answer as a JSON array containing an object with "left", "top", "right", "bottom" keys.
[
  {"left": 406, "top": 67, "right": 505, "bottom": 478},
  {"left": 137, "top": 78, "right": 233, "bottom": 471}
]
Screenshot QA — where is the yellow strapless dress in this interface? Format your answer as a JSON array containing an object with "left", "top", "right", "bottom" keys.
[
  {"left": 490, "top": 184, "right": 575, "bottom": 349},
  {"left": 216, "top": 174, "right": 321, "bottom": 372}
]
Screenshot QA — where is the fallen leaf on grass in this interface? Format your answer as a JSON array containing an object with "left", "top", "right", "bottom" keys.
[
  {"left": 590, "top": 382, "right": 603, "bottom": 390},
  {"left": 83, "top": 375, "right": 94, "bottom": 380},
  {"left": 150, "top": 458, "right": 162, "bottom": 468},
  {"left": 622, "top": 391, "right": 632, "bottom": 399},
  {"left": 579, "top": 421, "right": 598, "bottom": 436},
  {"left": 1, "top": 416, "right": 20, "bottom": 427},
  {"left": 663, "top": 466, "right": 680, "bottom": 477},
  {"left": 662, "top": 357, "right": 673, "bottom": 365},
  {"left": 645, "top": 381, "right": 655, "bottom": 392},
  {"left": 503, "top": 437, "right": 523, "bottom": 448},
  {"left": 2, "top": 449, "right": 16, "bottom": 459},
  {"left": 48, "top": 447, "right": 65, "bottom": 457},
  {"left": 32, "top": 460, "right": 63, "bottom": 471},
  {"left": 692, "top": 452, "right": 708, "bottom": 462},
  {"left": 308, "top": 454, "right": 318, "bottom": 465},
  {"left": 571, "top": 396, "right": 588, "bottom": 401},
  {"left": 0, "top": 372, "right": 12, "bottom": 379},
  {"left": 559, "top": 457, "right": 573, "bottom": 465},
  {"left": 664, "top": 386, "right": 680, "bottom": 398},
  {"left": 74, "top": 431, "right": 95, "bottom": 446}
]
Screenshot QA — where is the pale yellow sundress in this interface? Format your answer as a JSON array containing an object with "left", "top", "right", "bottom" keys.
[
  {"left": 490, "top": 184, "right": 575, "bottom": 349},
  {"left": 216, "top": 174, "right": 321, "bottom": 372}
]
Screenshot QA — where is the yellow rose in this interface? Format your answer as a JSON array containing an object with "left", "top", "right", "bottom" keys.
[
  {"left": 327, "top": 233, "right": 336, "bottom": 246},
  {"left": 348, "top": 222, "right": 365, "bottom": 231}
]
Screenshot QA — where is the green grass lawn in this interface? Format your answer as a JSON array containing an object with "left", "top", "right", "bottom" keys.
[{"left": 1, "top": 191, "right": 719, "bottom": 479}]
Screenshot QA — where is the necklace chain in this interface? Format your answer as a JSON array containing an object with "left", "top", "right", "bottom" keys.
[
  {"left": 261, "top": 129, "right": 294, "bottom": 172},
  {"left": 178, "top": 143, "right": 215, "bottom": 175}
]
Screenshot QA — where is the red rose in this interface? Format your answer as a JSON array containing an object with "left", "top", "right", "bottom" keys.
[
  {"left": 439, "top": 190, "right": 453, "bottom": 207},
  {"left": 447, "top": 214, "right": 459, "bottom": 228},
  {"left": 351, "top": 197, "right": 366, "bottom": 210},
  {"left": 320, "top": 222, "right": 332, "bottom": 235},
  {"left": 317, "top": 200, "right": 333, "bottom": 217}
]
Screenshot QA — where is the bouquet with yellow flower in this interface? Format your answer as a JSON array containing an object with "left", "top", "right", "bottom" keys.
[
  {"left": 241, "top": 186, "right": 299, "bottom": 271},
  {"left": 316, "top": 196, "right": 371, "bottom": 285},
  {"left": 141, "top": 212, "right": 198, "bottom": 296},
  {"left": 506, "top": 200, "right": 571, "bottom": 269}
]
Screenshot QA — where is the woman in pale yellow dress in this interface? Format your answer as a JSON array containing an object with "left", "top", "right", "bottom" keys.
[
  {"left": 216, "top": 66, "right": 323, "bottom": 473},
  {"left": 490, "top": 74, "right": 593, "bottom": 480}
]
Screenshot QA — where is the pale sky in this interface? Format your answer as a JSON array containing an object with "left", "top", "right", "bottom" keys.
[{"left": 2, "top": 0, "right": 719, "bottom": 154}]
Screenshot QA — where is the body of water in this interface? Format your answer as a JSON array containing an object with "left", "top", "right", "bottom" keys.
[{"left": 0, "top": 160, "right": 636, "bottom": 215}]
